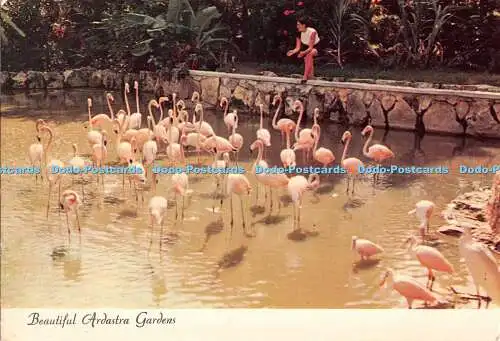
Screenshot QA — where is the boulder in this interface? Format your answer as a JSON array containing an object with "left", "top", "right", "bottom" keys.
[
  {"left": 11, "top": 71, "right": 28, "bottom": 89},
  {"left": 102, "top": 70, "right": 117, "bottom": 90},
  {"left": 139, "top": 71, "right": 156, "bottom": 93},
  {"left": 387, "top": 97, "right": 416, "bottom": 130},
  {"left": 0, "top": 71, "right": 11, "bottom": 90},
  {"left": 344, "top": 90, "right": 367, "bottom": 125},
  {"left": 63, "top": 69, "right": 91, "bottom": 88},
  {"left": 466, "top": 100, "right": 500, "bottom": 138},
  {"left": 200, "top": 77, "right": 220, "bottom": 106},
  {"left": 455, "top": 100, "right": 471, "bottom": 120},
  {"left": 232, "top": 85, "right": 255, "bottom": 108},
  {"left": 89, "top": 70, "right": 103, "bottom": 88},
  {"left": 423, "top": 101, "right": 463, "bottom": 134},
  {"left": 43, "top": 72, "right": 64, "bottom": 89}
]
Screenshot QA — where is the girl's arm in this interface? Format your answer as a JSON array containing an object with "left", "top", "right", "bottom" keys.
[{"left": 287, "top": 37, "right": 301, "bottom": 56}]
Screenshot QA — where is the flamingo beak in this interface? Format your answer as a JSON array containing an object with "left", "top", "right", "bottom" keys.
[
  {"left": 129, "top": 159, "right": 133, "bottom": 164},
  {"left": 59, "top": 203, "right": 64, "bottom": 210},
  {"left": 37, "top": 135, "right": 41, "bottom": 142},
  {"left": 104, "top": 140, "right": 108, "bottom": 146},
  {"left": 379, "top": 274, "right": 387, "bottom": 287}
]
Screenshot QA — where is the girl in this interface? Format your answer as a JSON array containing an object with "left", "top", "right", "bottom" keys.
[{"left": 286, "top": 16, "right": 320, "bottom": 82}]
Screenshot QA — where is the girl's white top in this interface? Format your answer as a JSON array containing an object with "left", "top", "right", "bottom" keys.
[{"left": 300, "top": 27, "right": 320, "bottom": 46}]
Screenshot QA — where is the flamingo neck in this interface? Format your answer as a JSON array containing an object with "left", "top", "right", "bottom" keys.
[
  {"left": 295, "top": 107, "right": 303, "bottom": 141},
  {"left": 106, "top": 97, "right": 114, "bottom": 120},
  {"left": 148, "top": 104, "right": 157, "bottom": 127},
  {"left": 341, "top": 136, "right": 351, "bottom": 163},
  {"left": 135, "top": 87, "right": 140, "bottom": 113},
  {"left": 88, "top": 104, "right": 93, "bottom": 129},
  {"left": 271, "top": 99, "right": 281, "bottom": 129},
  {"left": 44, "top": 129, "right": 54, "bottom": 165},
  {"left": 259, "top": 107, "right": 264, "bottom": 129},
  {"left": 124, "top": 89, "right": 131, "bottom": 116},
  {"left": 312, "top": 125, "right": 320, "bottom": 152},
  {"left": 286, "top": 129, "right": 291, "bottom": 149},
  {"left": 363, "top": 129, "right": 373, "bottom": 157},
  {"left": 224, "top": 100, "right": 229, "bottom": 117}
]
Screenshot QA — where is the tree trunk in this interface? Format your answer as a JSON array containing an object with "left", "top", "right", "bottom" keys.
[{"left": 487, "top": 171, "right": 500, "bottom": 234}]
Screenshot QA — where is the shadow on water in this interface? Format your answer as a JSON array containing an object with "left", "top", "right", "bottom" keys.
[
  {"left": 352, "top": 259, "right": 381, "bottom": 273},
  {"left": 199, "top": 217, "right": 224, "bottom": 252}
]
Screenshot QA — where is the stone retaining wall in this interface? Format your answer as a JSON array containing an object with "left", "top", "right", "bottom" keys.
[{"left": 2, "top": 68, "right": 500, "bottom": 138}]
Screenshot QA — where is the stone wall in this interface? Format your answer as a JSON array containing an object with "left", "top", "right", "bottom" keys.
[
  {"left": 487, "top": 171, "right": 500, "bottom": 234},
  {"left": 2, "top": 68, "right": 500, "bottom": 138}
]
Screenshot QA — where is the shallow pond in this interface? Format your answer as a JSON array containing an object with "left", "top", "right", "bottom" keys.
[{"left": 1, "top": 90, "right": 499, "bottom": 308}]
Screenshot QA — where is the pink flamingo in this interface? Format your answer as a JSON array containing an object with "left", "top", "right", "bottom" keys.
[
  {"left": 341, "top": 131, "right": 364, "bottom": 195},
  {"left": 193, "top": 103, "right": 215, "bottom": 137},
  {"left": 351, "top": 236, "right": 384, "bottom": 261},
  {"left": 361, "top": 125, "right": 394, "bottom": 184},
  {"left": 202, "top": 135, "right": 238, "bottom": 155},
  {"left": 89, "top": 93, "right": 114, "bottom": 127},
  {"left": 280, "top": 122, "right": 297, "bottom": 168},
  {"left": 220, "top": 97, "right": 237, "bottom": 133},
  {"left": 29, "top": 119, "right": 47, "bottom": 183},
  {"left": 256, "top": 104, "right": 271, "bottom": 149},
  {"left": 171, "top": 168, "right": 189, "bottom": 221},
  {"left": 91, "top": 130, "right": 108, "bottom": 187},
  {"left": 228, "top": 110, "right": 243, "bottom": 163},
  {"left": 408, "top": 200, "right": 435, "bottom": 237},
  {"left": 251, "top": 139, "right": 289, "bottom": 213},
  {"left": 148, "top": 196, "right": 168, "bottom": 247},
  {"left": 380, "top": 268, "right": 438, "bottom": 309},
  {"left": 404, "top": 235, "right": 454, "bottom": 290},
  {"left": 86, "top": 98, "right": 104, "bottom": 149},
  {"left": 287, "top": 173, "right": 320, "bottom": 231},
  {"left": 125, "top": 81, "right": 142, "bottom": 129},
  {"left": 311, "top": 124, "right": 335, "bottom": 167},
  {"left": 166, "top": 127, "right": 187, "bottom": 166},
  {"left": 59, "top": 190, "right": 82, "bottom": 235},
  {"left": 226, "top": 173, "right": 253, "bottom": 237},
  {"left": 293, "top": 100, "right": 315, "bottom": 162},
  {"left": 271, "top": 94, "right": 296, "bottom": 146}
]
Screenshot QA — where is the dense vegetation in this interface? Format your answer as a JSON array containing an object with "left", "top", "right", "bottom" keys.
[{"left": 1, "top": 0, "right": 499, "bottom": 82}]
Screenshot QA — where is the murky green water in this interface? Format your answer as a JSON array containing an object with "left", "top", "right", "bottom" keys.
[{"left": 1, "top": 89, "right": 499, "bottom": 308}]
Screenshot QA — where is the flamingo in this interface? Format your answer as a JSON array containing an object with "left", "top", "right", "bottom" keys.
[
  {"left": 148, "top": 196, "right": 168, "bottom": 247},
  {"left": 340, "top": 131, "right": 364, "bottom": 195},
  {"left": 69, "top": 143, "right": 87, "bottom": 196},
  {"left": 202, "top": 135, "right": 237, "bottom": 155},
  {"left": 361, "top": 125, "right": 395, "bottom": 184},
  {"left": 287, "top": 173, "right": 320, "bottom": 231},
  {"left": 408, "top": 200, "right": 435, "bottom": 237},
  {"left": 293, "top": 100, "right": 315, "bottom": 161},
  {"left": 311, "top": 111, "right": 335, "bottom": 167},
  {"left": 379, "top": 268, "right": 438, "bottom": 309},
  {"left": 280, "top": 122, "right": 297, "bottom": 168},
  {"left": 459, "top": 225, "right": 500, "bottom": 308},
  {"left": 351, "top": 236, "right": 384, "bottom": 261},
  {"left": 211, "top": 152, "right": 230, "bottom": 211},
  {"left": 271, "top": 94, "right": 296, "bottom": 146},
  {"left": 143, "top": 118, "right": 159, "bottom": 192},
  {"left": 193, "top": 103, "right": 215, "bottom": 137},
  {"left": 86, "top": 98, "right": 104, "bottom": 149},
  {"left": 59, "top": 190, "right": 82, "bottom": 235},
  {"left": 128, "top": 158, "right": 147, "bottom": 205},
  {"left": 91, "top": 131, "right": 108, "bottom": 187},
  {"left": 147, "top": 99, "right": 168, "bottom": 145},
  {"left": 89, "top": 93, "right": 114, "bottom": 127},
  {"left": 115, "top": 122, "right": 136, "bottom": 188},
  {"left": 228, "top": 111, "right": 243, "bottom": 164},
  {"left": 182, "top": 126, "right": 207, "bottom": 164},
  {"left": 171, "top": 169, "right": 189, "bottom": 221},
  {"left": 404, "top": 235, "right": 454, "bottom": 290},
  {"left": 28, "top": 119, "right": 47, "bottom": 183},
  {"left": 191, "top": 91, "right": 201, "bottom": 107},
  {"left": 256, "top": 104, "right": 271, "bottom": 148},
  {"left": 40, "top": 124, "right": 65, "bottom": 218},
  {"left": 220, "top": 97, "right": 237, "bottom": 133},
  {"left": 165, "top": 121, "right": 186, "bottom": 165},
  {"left": 251, "top": 139, "right": 289, "bottom": 214},
  {"left": 226, "top": 173, "right": 253, "bottom": 237},
  {"left": 125, "top": 80, "right": 142, "bottom": 129}
]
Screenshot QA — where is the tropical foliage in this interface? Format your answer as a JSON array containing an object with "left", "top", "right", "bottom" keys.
[{"left": 1, "top": 0, "right": 499, "bottom": 73}]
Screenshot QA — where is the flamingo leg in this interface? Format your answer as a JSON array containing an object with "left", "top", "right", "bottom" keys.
[
  {"left": 148, "top": 217, "right": 154, "bottom": 251},
  {"left": 58, "top": 180, "right": 62, "bottom": 217},
  {"left": 65, "top": 211, "right": 70, "bottom": 235},
  {"left": 240, "top": 196, "right": 246, "bottom": 234},
  {"left": 292, "top": 202, "right": 297, "bottom": 230},
  {"left": 46, "top": 183, "right": 52, "bottom": 219},
  {"left": 160, "top": 219, "right": 164, "bottom": 249},
  {"left": 346, "top": 176, "right": 350, "bottom": 194},
  {"left": 230, "top": 193, "right": 234, "bottom": 239},
  {"left": 181, "top": 195, "right": 185, "bottom": 220},
  {"left": 477, "top": 287, "right": 482, "bottom": 309},
  {"left": 175, "top": 194, "right": 178, "bottom": 221},
  {"left": 269, "top": 188, "right": 273, "bottom": 214},
  {"left": 75, "top": 209, "right": 81, "bottom": 232},
  {"left": 407, "top": 298, "right": 413, "bottom": 309},
  {"left": 298, "top": 198, "right": 302, "bottom": 230},
  {"left": 122, "top": 173, "right": 125, "bottom": 191},
  {"left": 352, "top": 176, "right": 356, "bottom": 195}
]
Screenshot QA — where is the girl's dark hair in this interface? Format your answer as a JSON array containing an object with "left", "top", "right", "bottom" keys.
[{"left": 296, "top": 15, "right": 311, "bottom": 27}]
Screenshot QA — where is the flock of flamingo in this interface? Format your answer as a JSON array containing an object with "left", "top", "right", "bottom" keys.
[{"left": 24, "top": 80, "right": 500, "bottom": 309}]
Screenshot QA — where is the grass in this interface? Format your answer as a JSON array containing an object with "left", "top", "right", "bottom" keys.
[{"left": 226, "top": 62, "right": 500, "bottom": 87}]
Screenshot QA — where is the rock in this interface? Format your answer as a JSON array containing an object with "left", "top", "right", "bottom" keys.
[
  {"left": 102, "top": 70, "right": 117, "bottom": 90},
  {"left": 254, "top": 81, "right": 275, "bottom": 94},
  {"left": 220, "top": 77, "right": 239, "bottom": 90},
  {"left": 254, "top": 92, "right": 270, "bottom": 113},
  {"left": 0, "top": 71, "right": 11, "bottom": 90},
  {"left": 177, "top": 78, "right": 190, "bottom": 99},
  {"left": 260, "top": 71, "right": 277, "bottom": 77},
  {"left": 438, "top": 225, "right": 464, "bottom": 237},
  {"left": 387, "top": 97, "right": 416, "bottom": 130},
  {"left": 307, "top": 91, "right": 324, "bottom": 118},
  {"left": 219, "top": 85, "right": 232, "bottom": 99},
  {"left": 345, "top": 90, "right": 367, "bottom": 125},
  {"left": 89, "top": 70, "right": 103, "bottom": 88},
  {"left": 124, "top": 73, "right": 139, "bottom": 86},
  {"left": 380, "top": 94, "right": 396, "bottom": 111},
  {"left": 43, "top": 72, "right": 64, "bottom": 89},
  {"left": 423, "top": 101, "right": 463, "bottom": 134},
  {"left": 455, "top": 100, "right": 471, "bottom": 120},
  {"left": 26, "top": 71, "right": 45, "bottom": 89},
  {"left": 369, "top": 99, "right": 385, "bottom": 128},
  {"left": 418, "top": 96, "right": 432, "bottom": 112},
  {"left": 238, "top": 79, "right": 258, "bottom": 88},
  {"left": 493, "top": 103, "right": 500, "bottom": 121},
  {"left": 232, "top": 85, "right": 255, "bottom": 108},
  {"left": 466, "top": 100, "right": 500, "bottom": 138},
  {"left": 486, "top": 171, "right": 500, "bottom": 233},
  {"left": 63, "top": 69, "right": 90, "bottom": 88},
  {"left": 11, "top": 71, "right": 28, "bottom": 89},
  {"left": 200, "top": 77, "right": 220, "bottom": 106}
]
